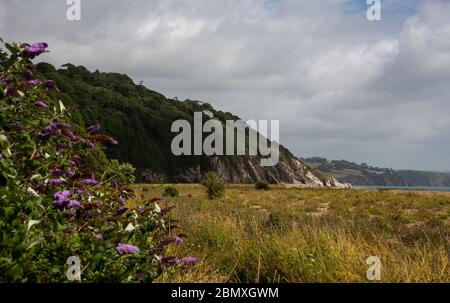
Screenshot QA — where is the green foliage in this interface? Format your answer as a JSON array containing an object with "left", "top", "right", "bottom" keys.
[
  {"left": 255, "top": 180, "right": 270, "bottom": 190},
  {"left": 162, "top": 186, "right": 179, "bottom": 197},
  {"left": 0, "top": 41, "right": 191, "bottom": 282},
  {"left": 35, "top": 63, "right": 237, "bottom": 182},
  {"left": 201, "top": 172, "right": 225, "bottom": 199},
  {"left": 105, "top": 159, "right": 136, "bottom": 184}
]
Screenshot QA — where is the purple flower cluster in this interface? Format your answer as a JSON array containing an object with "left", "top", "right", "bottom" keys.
[
  {"left": 43, "top": 80, "right": 59, "bottom": 92},
  {"left": 87, "top": 122, "right": 101, "bottom": 133},
  {"left": 161, "top": 235, "right": 184, "bottom": 246},
  {"left": 27, "top": 79, "right": 41, "bottom": 86},
  {"left": 117, "top": 196, "right": 126, "bottom": 206},
  {"left": 116, "top": 244, "right": 140, "bottom": 255},
  {"left": 23, "top": 42, "right": 48, "bottom": 59},
  {"left": 67, "top": 200, "right": 83, "bottom": 209},
  {"left": 50, "top": 179, "right": 65, "bottom": 188},
  {"left": 39, "top": 123, "right": 70, "bottom": 140},
  {"left": 81, "top": 177, "right": 98, "bottom": 186},
  {"left": 34, "top": 100, "right": 49, "bottom": 110},
  {"left": 63, "top": 130, "right": 78, "bottom": 142},
  {"left": 53, "top": 190, "right": 72, "bottom": 207},
  {"left": 116, "top": 207, "right": 128, "bottom": 215}
]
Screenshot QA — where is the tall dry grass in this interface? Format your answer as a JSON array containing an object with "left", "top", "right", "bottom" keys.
[{"left": 134, "top": 184, "right": 450, "bottom": 283}]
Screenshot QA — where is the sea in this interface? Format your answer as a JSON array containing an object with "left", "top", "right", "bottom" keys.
[{"left": 353, "top": 186, "right": 450, "bottom": 192}]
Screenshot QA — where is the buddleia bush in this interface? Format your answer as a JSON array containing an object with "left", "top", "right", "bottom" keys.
[{"left": 0, "top": 41, "right": 196, "bottom": 282}]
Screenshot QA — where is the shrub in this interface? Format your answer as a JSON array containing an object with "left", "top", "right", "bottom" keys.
[
  {"left": 255, "top": 180, "right": 270, "bottom": 190},
  {"left": 201, "top": 172, "right": 225, "bottom": 199},
  {"left": 0, "top": 41, "right": 195, "bottom": 282},
  {"left": 163, "top": 186, "right": 179, "bottom": 197}
]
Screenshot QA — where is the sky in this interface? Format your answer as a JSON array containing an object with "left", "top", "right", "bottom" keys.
[{"left": 1, "top": 0, "right": 449, "bottom": 171}]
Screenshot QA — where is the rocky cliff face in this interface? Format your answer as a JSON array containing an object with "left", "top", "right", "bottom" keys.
[{"left": 140, "top": 150, "right": 351, "bottom": 188}]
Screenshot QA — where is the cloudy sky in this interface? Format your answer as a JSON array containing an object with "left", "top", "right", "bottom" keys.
[{"left": 1, "top": 0, "right": 449, "bottom": 170}]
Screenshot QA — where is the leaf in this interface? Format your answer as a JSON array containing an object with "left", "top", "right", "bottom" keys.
[
  {"left": 4, "top": 206, "right": 14, "bottom": 218},
  {"left": 30, "top": 174, "right": 42, "bottom": 180},
  {"left": 4, "top": 43, "right": 16, "bottom": 53},
  {"left": 154, "top": 202, "right": 161, "bottom": 213},
  {"left": 27, "top": 187, "right": 40, "bottom": 198},
  {"left": 27, "top": 239, "right": 42, "bottom": 250},
  {"left": 6, "top": 264, "right": 23, "bottom": 282},
  {"left": 125, "top": 223, "right": 135, "bottom": 232},
  {"left": 59, "top": 100, "right": 66, "bottom": 113},
  {"left": 4, "top": 147, "right": 12, "bottom": 157},
  {"left": 27, "top": 219, "right": 41, "bottom": 231}
]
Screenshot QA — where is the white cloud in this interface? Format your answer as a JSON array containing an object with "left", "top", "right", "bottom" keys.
[{"left": 1, "top": 0, "right": 449, "bottom": 170}]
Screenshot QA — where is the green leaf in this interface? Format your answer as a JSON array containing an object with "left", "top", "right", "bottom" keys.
[
  {"left": 6, "top": 264, "right": 23, "bottom": 282},
  {"left": 4, "top": 206, "right": 14, "bottom": 218}
]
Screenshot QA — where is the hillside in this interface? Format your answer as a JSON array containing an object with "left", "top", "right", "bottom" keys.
[
  {"left": 302, "top": 157, "right": 450, "bottom": 186},
  {"left": 36, "top": 62, "right": 346, "bottom": 187}
]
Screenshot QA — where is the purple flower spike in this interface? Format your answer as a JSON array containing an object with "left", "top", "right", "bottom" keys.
[
  {"left": 10, "top": 123, "right": 27, "bottom": 132},
  {"left": 161, "top": 236, "right": 184, "bottom": 246},
  {"left": 160, "top": 256, "right": 180, "bottom": 267},
  {"left": 53, "top": 190, "right": 71, "bottom": 207},
  {"left": 81, "top": 213, "right": 93, "bottom": 220},
  {"left": 66, "top": 169, "right": 75, "bottom": 178},
  {"left": 34, "top": 100, "right": 49, "bottom": 110},
  {"left": 64, "top": 130, "right": 78, "bottom": 141},
  {"left": 107, "top": 138, "right": 119, "bottom": 145},
  {"left": 81, "top": 178, "right": 98, "bottom": 186},
  {"left": 117, "top": 196, "right": 126, "bottom": 206},
  {"left": 67, "top": 200, "right": 83, "bottom": 209},
  {"left": 50, "top": 179, "right": 65, "bottom": 188},
  {"left": 116, "top": 207, "right": 128, "bottom": 215},
  {"left": 179, "top": 257, "right": 199, "bottom": 264},
  {"left": 51, "top": 168, "right": 64, "bottom": 177},
  {"left": 86, "top": 122, "right": 101, "bottom": 133},
  {"left": 6, "top": 86, "right": 17, "bottom": 96},
  {"left": 28, "top": 80, "right": 41, "bottom": 86},
  {"left": 43, "top": 80, "right": 59, "bottom": 91},
  {"left": 116, "top": 244, "right": 139, "bottom": 255},
  {"left": 25, "top": 69, "right": 34, "bottom": 78},
  {"left": 40, "top": 123, "right": 71, "bottom": 140},
  {"left": 23, "top": 42, "right": 48, "bottom": 58}
]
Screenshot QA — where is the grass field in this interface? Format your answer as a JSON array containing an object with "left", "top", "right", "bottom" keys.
[{"left": 132, "top": 184, "right": 450, "bottom": 283}]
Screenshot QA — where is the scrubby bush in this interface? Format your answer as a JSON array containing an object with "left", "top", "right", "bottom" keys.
[
  {"left": 162, "top": 186, "right": 179, "bottom": 197},
  {"left": 255, "top": 180, "right": 270, "bottom": 190},
  {"left": 201, "top": 172, "right": 224, "bottom": 199},
  {"left": 0, "top": 41, "right": 195, "bottom": 282}
]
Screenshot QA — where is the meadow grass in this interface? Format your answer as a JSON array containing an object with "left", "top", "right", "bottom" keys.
[{"left": 133, "top": 184, "right": 449, "bottom": 283}]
